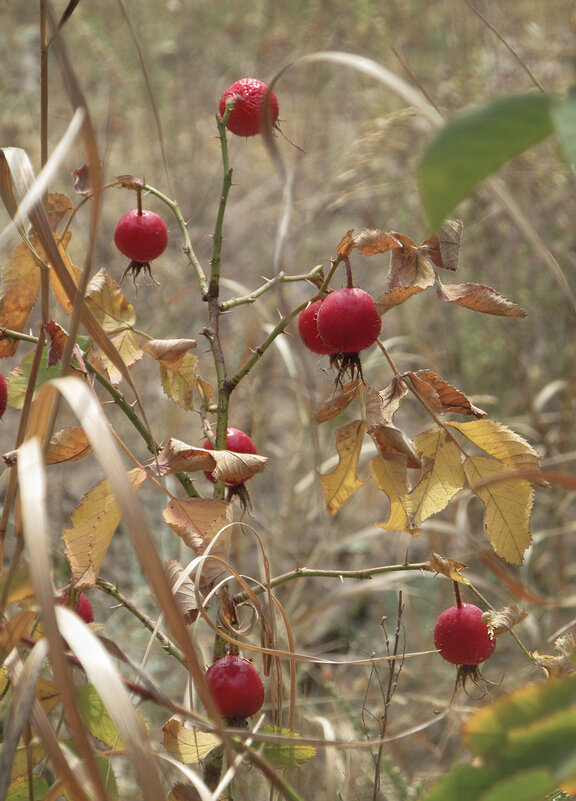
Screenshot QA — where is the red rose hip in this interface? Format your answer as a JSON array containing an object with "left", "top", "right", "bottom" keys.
[
  {"left": 298, "top": 299, "right": 338, "bottom": 355},
  {"left": 113, "top": 209, "right": 168, "bottom": 263},
  {"left": 316, "top": 288, "right": 382, "bottom": 354},
  {"left": 0, "top": 373, "right": 6, "bottom": 420},
  {"left": 219, "top": 78, "right": 279, "bottom": 137},
  {"left": 205, "top": 654, "right": 265, "bottom": 720},
  {"left": 433, "top": 603, "right": 495, "bottom": 666}
]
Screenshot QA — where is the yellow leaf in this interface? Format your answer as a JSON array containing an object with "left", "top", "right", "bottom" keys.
[
  {"left": 402, "top": 427, "right": 465, "bottom": 528},
  {"left": 160, "top": 353, "right": 198, "bottom": 411},
  {"left": 142, "top": 338, "right": 198, "bottom": 368},
  {"left": 447, "top": 419, "right": 541, "bottom": 474},
  {"left": 0, "top": 611, "right": 37, "bottom": 664},
  {"left": 318, "top": 420, "right": 366, "bottom": 516},
  {"left": 370, "top": 454, "right": 414, "bottom": 533},
  {"left": 45, "top": 427, "right": 92, "bottom": 465},
  {"left": 85, "top": 268, "right": 136, "bottom": 330},
  {"left": 429, "top": 552, "right": 470, "bottom": 585},
  {"left": 464, "top": 455, "right": 533, "bottom": 565},
  {"left": 163, "top": 498, "right": 233, "bottom": 589},
  {"left": 63, "top": 467, "right": 147, "bottom": 587},
  {"left": 162, "top": 717, "right": 221, "bottom": 764},
  {"left": 0, "top": 240, "right": 41, "bottom": 357}
]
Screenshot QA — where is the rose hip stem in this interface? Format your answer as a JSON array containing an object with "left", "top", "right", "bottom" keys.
[{"left": 453, "top": 580, "right": 463, "bottom": 608}]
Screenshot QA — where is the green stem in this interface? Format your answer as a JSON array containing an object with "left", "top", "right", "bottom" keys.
[
  {"left": 219, "top": 266, "right": 325, "bottom": 312},
  {"left": 96, "top": 579, "right": 186, "bottom": 666},
  {"left": 232, "top": 562, "right": 433, "bottom": 604}
]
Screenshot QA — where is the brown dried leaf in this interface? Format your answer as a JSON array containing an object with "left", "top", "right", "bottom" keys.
[
  {"left": 483, "top": 603, "right": 528, "bottom": 636},
  {"left": 371, "top": 424, "right": 421, "bottom": 469},
  {"left": 389, "top": 232, "right": 436, "bottom": 289},
  {"left": 72, "top": 163, "right": 93, "bottom": 196},
  {"left": 46, "top": 320, "right": 68, "bottom": 366},
  {"left": 407, "top": 369, "right": 485, "bottom": 418},
  {"left": 164, "top": 560, "right": 198, "bottom": 624},
  {"left": 150, "top": 439, "right": 217, "bottom": 477},
  {"left": 143, "top": 338, "right": 198, "bottom": 368},
  {"left": 336, "top": 229, "right": 356, "bottom": 257},
  {"left": 163, "top": 497, "right": 233, "bottom": 589},
  {"left": 0, "top": 240, "right": 42, "bottom": 357},
  {"left": 429, "top": 552, "right": 470, "bottom": 584},
  {"left": 365, "top": 377, "right": 408, "bottom": 431},
  {"left": 436, "top": 279, "right": 527, "bottom": 317},
  {"left": 45, "top": 427, "right": 92, "bottom": 465},
  {"left": 316, "top": 380, "right": 361, "bottom": 423},
  {"left": 353, "top": 229, "right": 402, "bottom": 257},
  {"left": 375, "top": 284, "right": 426, "bottom": 314},
  {"left": 532, "top": 634, "right": 575, "bottom": 678},
  {"left": 211, "top": 449, "right": 267, "bottom": 485},
  {"left": 420, "top": 219, "right": 463, "bottom": 271}
]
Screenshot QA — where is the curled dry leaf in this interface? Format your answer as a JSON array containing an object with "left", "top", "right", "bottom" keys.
[
  {"left": 149, "top": 439, "right": 217, "bottom": 476},
  {"left": 72, "top": 163, "right": 93, "bottom": 196},
  {"left": 420, "top": 218, "right": 463, "bottom": 271},
  {"left": 142, "top": 338, "right": 198, "bottom": 369},
  {"left": 365, "top": 377, "right": 408, "bottom": 431},
  {"left": 371, "top": 424, "right": 421, "bottom": 469},
  {"left": 483, "top": 603, "right": 528, "bottom": 637},
  {"left": 375, "top": 284, "right": 427, "bottom": 314},
  {"left": 532, "top": 633, "right": 575, "bottom": 678},
  {"left": 406, "top": 369, "right": 485, "bottom": 418},
  {"left": 352, "top": 228, "right": 402, "bottom": 257},
  {"left": 316, "top": 379, "right": 361, "bottom": 423},
  {"left": 429, "top": 552, "right": 470, "bottom": 585},
  {"left": 436, "top": 278, "right": 527, "bottom": 317},
  {"left": 164, "top": 560, "right": 198, "bottom": 624},
  {"left": 336, "top": 229, "right": 356, "bottom": 258},
  {"left": 388, "top": 231, "right": 437, "bottom": 289},
  {"left": 45, "top": 427, "right": 92, "bottom": 465}
]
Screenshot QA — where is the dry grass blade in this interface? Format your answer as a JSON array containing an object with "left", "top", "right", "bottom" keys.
[
  {"left": 17, "top": 437, "right": 111, "bottom": 801},
  {"left": 0, "top": 640, "right": 48, "bottom": 800}
]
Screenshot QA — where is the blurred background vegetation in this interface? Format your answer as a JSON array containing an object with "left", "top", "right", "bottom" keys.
[{"left": 2, "top": 1, "right": 576, "bottom": 798}]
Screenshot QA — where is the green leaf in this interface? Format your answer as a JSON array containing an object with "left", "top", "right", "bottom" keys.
[
  {"left": 258, "top": 727, "right": 317, "bottom": 769},
  {"left": 75, "top": 683, "right": 123, "bottom": 749},
  {"left": 551, "top": 91, "right": 576, "bottom": 169},
  {"left": 7, "top": 347, "right": 61, "bottom": 409},
  {"left": 6, "top": 776, "right": 49, "bottom": 801},
  {"left": 418, "top": 93, "right": 553, "bottom": 230}
]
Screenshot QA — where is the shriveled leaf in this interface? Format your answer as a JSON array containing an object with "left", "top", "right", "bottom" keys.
[
  {"left": 164, "top": 560, "right": 198, "bottom": 624},
  {"left": 76, "top": 683, "right": 124, "bottom": 749},
  {"left": 464, "top": 455, "right": 533, "bottom": 564},
  {"left": 257, "top": 726, "right": 317, "bottom": 768},
  {"left": 353, "top": 228, "right": 402, "bottom": 257},
  {"left": 162, "top": 717, "right": 221, "bottom": 764},
  {"left": 150, "top": 439, "right": 216, "bottom": 476},
  {"left": 0, "top": 240, "right": 42, "bottom": 357},
  {"left": 72, "top": 163, "right": 93, "bottom": 196},
  {"left": 210, "top": 450, "right": 267, "bottom": 485},
  {"left": 421, "top": 219, "right": 463, "bottom": 271},
  {"left": 403, "top": 427, "right": 466, "bottom": 528},
  {"left": 418, "top": 93, "right": 553, "bottom": 230},
  {"left": 143, "top": 338, "right": 198, "bottom": 368},
  {"left": 0, "top": 611, "right": 37, "bottom": 664},
  {"left": 375, "top": 284, "right": 427, "bottom": 313},
  {"left": 46, "top": 426, "right": 92, "bottom": 465},
  {"left": 429, "top": 552, "right": 471, "bottom": 585},
  {"left": 365, "top": 377, "right": 408, "bottom": 431},
  {"left": 407, "top": 370, "right": 485, "bottom": 418},
  {"left": 46, "top": 232, "right": 83, "bottom": 315},
  {"left": 316, "top": 380, "right": 361, "bottom": 423},
  {"left": 6, "top": 348, "right": 61, "bottom": 409},
  {"left": 336, "top": 229, "right": 356, "bottom": 258},
  {"left": 46, "top": 319, "right": 68, "bottom": 365},
  {"left": 163, "top": 498, "right": 233, "bottom": 589},
  {"left": 447, "top": 419, "right": 542, "bottom": 476},
  {"left": 371, "top": 424, "right": 421, "bottom": 469},
  {"left": 63, "top": 467, "right": 148, "bottom": 587},
  {"left": 436, "top": 279, "right": 527, "bottom": 317},
  {"left": 389, "top": 232, "right": 436, "bottom": 289},
  {"left": 484, "top": 604, "right": 528, "bottom": 637},
  {"left": 532, "top": 634, "right": 575, "bottom": 678},
  {"left": 318, "top": 420, "right": 367, "bottom": 515},
  {"left": 85, "top": 268, "right": 136, "bottom": 330},
  {"left": 370, "top": 453, "right": 413, "bottom": 533}
]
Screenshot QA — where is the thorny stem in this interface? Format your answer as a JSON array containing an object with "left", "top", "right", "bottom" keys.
[
  {"left": 96, "top": 579, "right": 186, "bottom": 666},
  {"left": 218, "top": 266, "right": 324, "bottom": 312}
]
